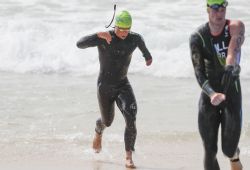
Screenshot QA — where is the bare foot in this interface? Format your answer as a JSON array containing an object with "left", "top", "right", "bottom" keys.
[
  {"left": 125, "top": 151, "right": 136, "bottom": 169},
  {"left": 125, "top": 158, "right": 136, "bottom": 169},
  {"left": 92, "top": 133, "right": 102, "bottom": 153},
  {"left": 231, "top": 160, "right": 243, "bottom": 170}
]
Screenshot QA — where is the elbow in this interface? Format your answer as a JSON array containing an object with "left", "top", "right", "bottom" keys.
[
  {"left": 76, "top": 41, "right": 82, "bottom": 48},
  {"left": 76, "top": 41, "right": 87, "bottom": 49},
  {"left": 76, "top": 37, "right": 87, "bottom": 49}
]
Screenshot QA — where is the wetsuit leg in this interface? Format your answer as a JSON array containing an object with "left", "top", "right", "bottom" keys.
[
  {"left": 95, "top": 82, "right": 116, "bottom": 135},
  {"left": 198, "top": 93, "right": 221, "bottom": 170},
  {"left": 221, "top": 80, "right": 242, "bottom": 158},
  {"left": 116, "top": 83, "right": 137, "bottom": 152}
]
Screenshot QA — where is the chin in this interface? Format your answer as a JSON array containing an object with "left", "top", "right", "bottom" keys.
[{"left": 120, "top": 36, "right": 127, "bottom": 40}]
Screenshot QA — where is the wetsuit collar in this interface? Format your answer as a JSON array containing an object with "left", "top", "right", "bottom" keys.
[{"left": 209, "top": 19, "right": 227, "bottom": 37}]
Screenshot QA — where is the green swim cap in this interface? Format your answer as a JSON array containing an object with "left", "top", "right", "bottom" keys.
[
  {"left": 115, "top": 10, "right": 132, "bottom": 29},
  {"left": 207, "top": 0, "right": 226, "bottom": 6}
]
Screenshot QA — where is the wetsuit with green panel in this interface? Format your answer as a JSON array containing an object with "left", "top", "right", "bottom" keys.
[
  {"left": 77, "top": 30, "right": 152, "bottom": 152},
  {"left": 190, "top": 20, "right": 242, "bottom": 170}
]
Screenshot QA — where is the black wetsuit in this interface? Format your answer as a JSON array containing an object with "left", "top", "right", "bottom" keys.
[
  {"left": 190, "top": 20, "right": 242, "bottom": 170},
  {"left": 77, "top": 30, "right": 152, "bottom": 151}
]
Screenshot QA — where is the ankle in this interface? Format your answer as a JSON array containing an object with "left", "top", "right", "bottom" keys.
[
  {"left": 230, "top": 160, "right": 243, "bottom": 170},
  {"left": 95, "top": 132, "right": 102, "bottom": 138},
  {"left": 126, "top": 151, "right": 133, "bottom": 160}
]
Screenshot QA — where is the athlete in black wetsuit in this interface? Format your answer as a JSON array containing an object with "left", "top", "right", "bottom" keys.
[
  {"left": 76, "top": 10, "right": 152, "bottom": 168},
  {"left": 189, "top": 0, "right": 245, "bottom": 170}
]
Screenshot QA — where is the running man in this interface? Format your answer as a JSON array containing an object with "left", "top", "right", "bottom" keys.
[
  {"left": 76, "top": 10, "right": 152, "bottom": 168},
  {"left": 189, "top": 0, "right": 245, "bottom": 170}
]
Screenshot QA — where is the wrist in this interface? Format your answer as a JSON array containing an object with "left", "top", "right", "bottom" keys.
[
  {"left": 202, "top": 80, "right": 216, "bottom": 97},
  {"left": 225, "top": 65, "right": 234, "bottom": 72}
]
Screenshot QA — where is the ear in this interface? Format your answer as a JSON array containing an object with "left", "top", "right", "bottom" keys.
[{"left": 207, "top": 7, "right": 210, "bottom": 13}]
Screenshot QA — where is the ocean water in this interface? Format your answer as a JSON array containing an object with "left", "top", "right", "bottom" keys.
[
  {"left": 0, "top": 0, "right": 250, "bottom": 169},
  {"left": 0, "top": 0, "right": 249, "bottom": 77}
]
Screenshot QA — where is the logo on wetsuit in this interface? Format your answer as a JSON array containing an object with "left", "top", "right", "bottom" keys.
[
  {"left": 212, "top": 25, "right": 230, "bottom": 66},
  {"left": 214, "top": 41, "right": 228, "bottom": 61}
]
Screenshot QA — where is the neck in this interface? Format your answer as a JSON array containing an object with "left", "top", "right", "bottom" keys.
[{"left": 209, "top": 20, "right": 226, "bottom": 36}]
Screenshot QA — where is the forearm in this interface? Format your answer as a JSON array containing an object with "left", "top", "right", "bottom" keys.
[
  {"left": 76, "top": 34, "right": 99, "bottom": 49},
  {"left": 136, "top": 35, "right": 152, "bottom": 60},
  {"left": 190, "top": 45, "right": 207, "bottom": 89},
  {"left": 192, "top": 53, "right": 213, "bottom": 96},
  {"left": 139, "top": 45, "right": 152, "bottom": 61},
  {"left": 201, "top": 80, "right": 216, "bottom": 97},
  {"left": 227, "top": 36, "right": 242, "bottom": 65}
]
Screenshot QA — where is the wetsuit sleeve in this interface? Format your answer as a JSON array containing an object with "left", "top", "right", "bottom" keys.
[
  {"left": 136, "top": 35, "right": 152, "bottom": 61},
  {"left": 76, "top": 33, "right": 100, "bottom": 49},
  {"left": 190, "top": 33, "right": 215, "bottom": 96}
]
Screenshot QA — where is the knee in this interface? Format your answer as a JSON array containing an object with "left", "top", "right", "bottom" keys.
[
  {"left": 97, "top": 118, "right": 111, "bottom": 128},
  {"left": 124, "top": 102, "right": 137, "bottom": 116},
  {"left": 205, "top": 149, "right": 217, "bottom": 158},
  {"left": 103, "top": 120, "right": 112, "bottom": 127},
  {"left": 204, "top": 144, "right": 218, "bottom": 158}
]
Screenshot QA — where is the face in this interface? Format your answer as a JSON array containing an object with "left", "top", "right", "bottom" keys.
[
  {"left": 114, "top": 27, "right": 130, "bottom": 40},
  {"left": 207, "top": 6, "right": 226, "bottom": 25}
]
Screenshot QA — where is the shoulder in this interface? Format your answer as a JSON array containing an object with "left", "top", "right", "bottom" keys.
[
  {"left": 229, "top": 20, "right": 245, "bottom": 36},
  {"left": 129, "top": 31, "right": 144, "bottom": 41},
  {"left": 229, "top": 20, "right": 245, "bottom": 28},
  {"left": 190, "top": 23, "right": 209, "bottom": 47},
  {"left": 191, "top": 23, "right": 209, "bottom": 37}
]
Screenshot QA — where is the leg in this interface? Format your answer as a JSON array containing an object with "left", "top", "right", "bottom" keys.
[
  {"left": 97, "top": 83, "right": 116, "bottom": 127},
  {"left": 198, "top": 93, "right": 221, "bottom": 170},
  {"left": 116, "top": 84, "right": 137, "bottom": 168},
  {"left": 221, "top": 80, "right": 242, "bottom": 170},
  {"left": 221, "top": 106, "right": 242, "bottom": 157},
  {"left": 93, "top": 83, "right": 116, "bottom": 153}
]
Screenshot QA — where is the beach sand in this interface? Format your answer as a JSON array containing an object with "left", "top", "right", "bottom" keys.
[{"left": 0, "top": 72, "right": 249, "bottom": 170}]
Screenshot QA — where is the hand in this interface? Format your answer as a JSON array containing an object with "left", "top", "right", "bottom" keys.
[
  {"left": 223, "top": 64, "right": 241, "bottom": 78},
  {"left": 146, "top": 58, "right": 152, "bottom": 66},
  {"left": 221, "top": 65, "right": 240, "bottom": 94},
  {"left": 232, "top": 64, "right": 241, "bottom": 77},
  {"left": 97, "top": 32, "right": 112, "bottom": 44},
  {"left": 210, "top": 93, "right": 226, "bottom": 106}
]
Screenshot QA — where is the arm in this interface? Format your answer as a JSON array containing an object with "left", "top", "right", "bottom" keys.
[
  {"left": 190, "top": 33, "right": 208, "bottom": 89},
  {"left": 221, "top": 21, "right": 245, "bottom": 94},
  {"left": 137, "top": 35, "right": 153, "bottom": 66},
  {"left": 227, "top": 20, "right": 245, "bottom": 65},
  {"left": 76, "top": 33, "right": 100, "bottom": 49},
  {"left": 190, "top": 33, "right": 225, "bottom": 105}
]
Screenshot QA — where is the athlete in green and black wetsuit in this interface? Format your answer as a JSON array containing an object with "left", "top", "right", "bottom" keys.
[
  {"left": 76, "top": 10, "right": 152, "bottom": 168},
  {"left": 190, "top": 0, "right": 245, "bottom": 170}
]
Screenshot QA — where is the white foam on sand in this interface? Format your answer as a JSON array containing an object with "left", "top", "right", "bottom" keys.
[{"left": 0, "top": 0, "right": 250, "bottom": 78}]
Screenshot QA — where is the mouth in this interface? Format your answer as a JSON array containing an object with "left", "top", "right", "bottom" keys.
[
  {"left": 121, "top": 36, "right": 127, "bottom": 39},
  {"left": 216, "top": 17, "right": 223, "bottom": 21}
]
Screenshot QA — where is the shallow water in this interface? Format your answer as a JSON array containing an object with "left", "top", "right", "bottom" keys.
[
  {"left": 0, "top": 0, "right": 250, "bottom": 169},
  {"left": 0, "top": 72, "right": 249, "bottom": 169}
]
